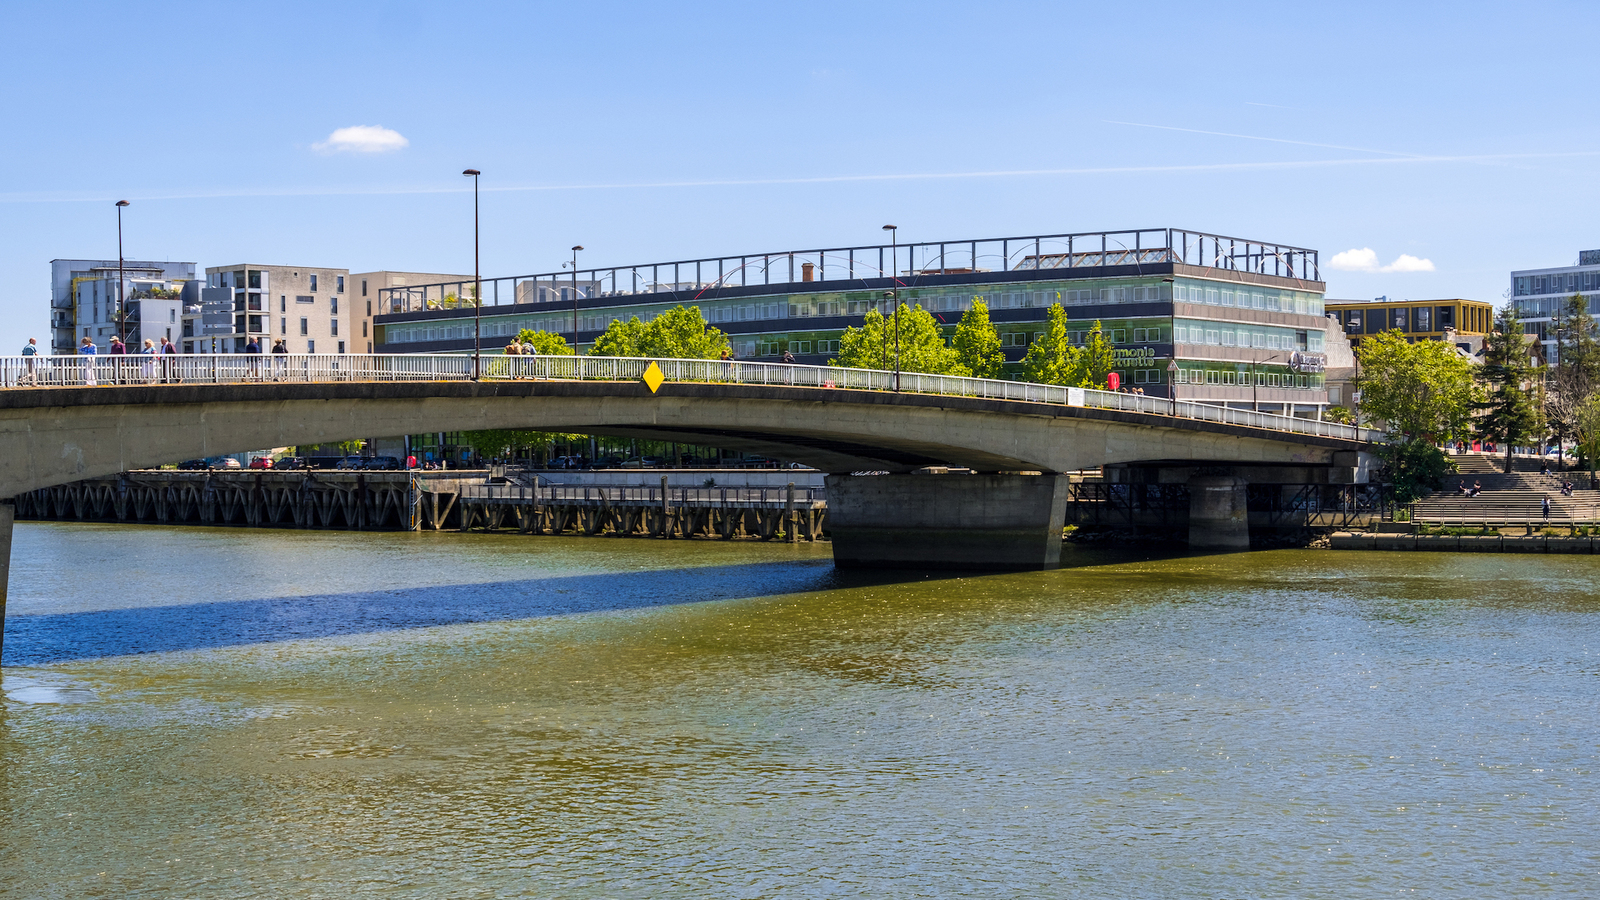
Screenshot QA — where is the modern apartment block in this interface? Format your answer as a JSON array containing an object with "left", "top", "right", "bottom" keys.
[
  {"left": 1326, "top": 297, "right": 1495, "bottom": 350},
  {"left": 48, "top": 258, "right": 198, "bottom": 354},
  {"left": 194, "top": 264, "right": 351, "bottom": 353},
  {"left": 1510, "top": 249, "right": 1600, "bottom": 360},
  {"left": 372, "top": 228, "right": 1344, "bottom": 416}
]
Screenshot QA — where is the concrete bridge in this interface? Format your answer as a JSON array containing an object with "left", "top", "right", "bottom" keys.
[{"left": 0, "top": 354, "right": 1378, "bottom": 656}]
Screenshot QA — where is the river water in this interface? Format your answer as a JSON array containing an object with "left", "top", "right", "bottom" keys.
[{"left": 3, "top": 524, "right": 1599, "bottom": 898}]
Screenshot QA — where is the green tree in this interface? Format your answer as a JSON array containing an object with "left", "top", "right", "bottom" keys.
[
  {"left": 1576, "top": 392, "right": 1600, "bottom": 484},
  {"left": 952, "top": 298, "right": 1005, "bottom": 379},
  {"left": 833, "top": 303, "right": 966, "bottom": 375},
  {"left": 1078, "top": 320, "right": 1116, "bottom": 389},
  {"left": 460, "top": 429, "right": 587, "bottom": 462},
  {"left": 1354, "top": 329, "right": 1477, "bottom": 441},
  {"left": 514, "top": 329, "right": 574, "bottom": 355},
  {"left": 1376, "top": 438, "right": 1459, "bottom": 506},
  {"left": 1020, "top": 303, "right": 1079, "bottom": 385},
  {"left": 1476, "top": 305, "right": 1546, "bottom": 474},
  {"left": 587, "top": 305, "right": 730, "bottom": 359},
  {"left": 1544, "top": 293, "right": 1600, "bottom": 462}
]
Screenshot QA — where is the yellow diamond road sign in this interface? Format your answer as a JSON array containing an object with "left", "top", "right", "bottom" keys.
[{"left": 641, "top": 361, "right": 665, "bottom": 394}]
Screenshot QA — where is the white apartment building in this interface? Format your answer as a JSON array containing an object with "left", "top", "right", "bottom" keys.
[
  {"left": 48, "top": 258, "right": 197, "bottom": 354},
  {"left": 195, "top": 264, "right": 351, "bottom": 354},
  {"left": 1510, "top": 248, "right": 1600, "bottom": 361},
  {"left": 349, "top": 271, "right": 471, "bottom": 353}
]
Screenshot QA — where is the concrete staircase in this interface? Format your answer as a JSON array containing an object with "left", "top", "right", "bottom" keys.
[{"left": 1416, "top": 456, "right": 1600, "bottom": 523}]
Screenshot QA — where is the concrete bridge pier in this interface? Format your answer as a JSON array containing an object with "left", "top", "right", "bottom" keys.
[
  {"left": 1187, "top": 475, "right": 1250, "bottom": 549},
  {"left": 825, "top": 473, "right": 1069, "bottom": 570},
  {"left": 0, "top": 501, "right": 12, "bottom": 661}
]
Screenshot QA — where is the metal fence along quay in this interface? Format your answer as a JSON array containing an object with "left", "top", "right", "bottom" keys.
[{"left": 0, "top": 353, "right": 1378, "bottom": 443}]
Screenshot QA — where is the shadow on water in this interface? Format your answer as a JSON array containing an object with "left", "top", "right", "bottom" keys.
[{"left": 2, "top": 557, "right": 1030, "bottom": 667}]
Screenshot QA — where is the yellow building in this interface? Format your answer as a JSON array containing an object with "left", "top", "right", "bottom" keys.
[{"left": 1326, "top": 297, "right": 1494, "bottom": 347}]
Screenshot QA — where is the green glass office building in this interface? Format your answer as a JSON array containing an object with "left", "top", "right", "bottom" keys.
[{"left": 374, "top": 228, "right": 1336, "bottom": 416}]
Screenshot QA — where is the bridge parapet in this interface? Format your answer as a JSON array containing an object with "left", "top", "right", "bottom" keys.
[{"left": 0, "top": 353, "right": 1381, "bottom": 445}]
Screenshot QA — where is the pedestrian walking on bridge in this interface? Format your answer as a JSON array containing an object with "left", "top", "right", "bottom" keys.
[{"left": 21, "top": 338, "right": 38, "bottom": 385}]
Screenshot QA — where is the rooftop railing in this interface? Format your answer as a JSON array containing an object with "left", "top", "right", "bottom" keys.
[
  {"left": 0, "top": 353, "right": 1377, "bottom": 444},
  {"left": 377, "top": 228, "right": 1322, "bottom": 318}
]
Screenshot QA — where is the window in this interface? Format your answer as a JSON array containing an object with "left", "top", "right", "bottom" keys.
[
  {"left": 331, "top": 297, "right": 338, "bottom": 315},
  {"left": 362, "top": 280, "right": 368, "bottom": 297},
  {"left": 337, "top": 276, "right": 345, "bottom": 293},
  {"left": 281, "top": 317, "right": 287, "bottom": 334},
  {"left": 331, "top": 319, "right": 339, "bottom": 336},
  {"left": 309, "top": 274, "right": 318, "bottom": 292},
  {"left": 248, "top": 293, "right": 262, "bottom": 311},
  {"left": 248, "top": 315, "right": 263, "bottom": 332},
  {"left": 169, "top": 308, "right": 176, "bottom": 323},
  {"left": 183, "top": 341, "right": 193, "bottom": 353},
  {"left": 280, "top": 295, "right": 286, "bottom": 312},
  {"left": 366, "top": 300, "right": 371, "bottom": 316},
  {"left": 1111, "top": 329, "right": 1125, "bottom": 343},
  {"left": 338, "top": 341, "right": 346, "bottom": 354},
  {"left": 307, "top": 339, "right": 315, "bottom": 353},
  {"left": 248, "top": 270, "right": 261, "bottom": 289},
  {"left": 296, "top": 295, "right": 314, "bottom": 304},
  {"left": 235, "top": 314, "right": 246, "bottom": 332},
  {"left": 300, "top": 317, "right": 309, "bottom": 336}
]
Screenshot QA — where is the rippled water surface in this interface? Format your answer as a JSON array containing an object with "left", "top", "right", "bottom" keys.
[{"left": 4, "top": 523, "right": 1600, "bottom": 898}]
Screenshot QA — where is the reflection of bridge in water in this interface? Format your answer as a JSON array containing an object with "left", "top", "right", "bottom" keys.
[{"left": 0, "top": 354, "right": 1381, "bottom": 657}]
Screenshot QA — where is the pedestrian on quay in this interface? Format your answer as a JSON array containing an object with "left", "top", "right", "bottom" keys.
[
  {"left": 79, "top": 336, "right": 98, "bottom": 385},
  {"left": 160, "top": 336, "right": 178, "bottom": 383},
  {"left": 108, "top": 335, "right": 127, "bottom": 384},
  {"left": 21, "top": 337, "right": 38, "bottom": 385},
  {"left": 140, "top": 339, "right": 158, "bottom": 382}
]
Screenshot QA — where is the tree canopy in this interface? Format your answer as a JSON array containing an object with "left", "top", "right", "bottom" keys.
[
  {"left": 587, "top": 305, "right": 730, "bottom": 359},
  {"left": 1354, "top": 329, "right": 1477, "bottom": 441},
  {"left": 1544, "top": 293, "right": 1600, "bottom": 455},
  {"left": 832, "top": 303, "right": 967, "bottom": 375},
  {"left": 951, "top": 298, "right": 1005, "bottom": 379},
  {"left": 1475, "top": 305, "right": 1545, "bottom": 473},
  {"left": 514, "top": 329, "right": 574, "bottom": 355},
  {"left": 1019, "top": 306, "right": 1115, "bottom": 388}
]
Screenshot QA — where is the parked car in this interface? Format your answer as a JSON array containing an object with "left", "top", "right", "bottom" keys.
[
  {"left": 248, "top": 457, "right": 274, "bottom": 469},
  {"left": 364, "top": 456, "right": 402, "bottom": 471},
  {"left": 274, "top": 457, "right": 308, "bottom": 470},
  {"left": 335, "top": 456, "right": 365, "bottom": 470},
  {"left": 620, "top": 457, "right": 646, "bottom": 468},
  {"left": 209, "top": 457, "right": 243, "bottom": 469},
  {"left": 177, "top": 459, "right": 208, "bottom": 470}
]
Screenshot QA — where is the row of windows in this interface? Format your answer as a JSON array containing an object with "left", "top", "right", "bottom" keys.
[
  {"left": 1173, "top": 321, "right": 1321, "bottom": 351},
  {"left": 1173, "top": 283, "right": 1324, "bottom": 317},
  {"left": 213, "top": 271, "right": 346, "bottom": 292},
  {"left": 1172, "top": 368, "right": 1322, "bottom": 388},
  {"left": 1513, "top": 271, "right": 1600, "bottom": 297},
  {"left": 178, "top": 339, "right": 366, "bottom": 354}
]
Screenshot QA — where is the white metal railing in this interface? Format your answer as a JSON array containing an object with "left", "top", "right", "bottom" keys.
[{"left": 0, "top": 353, "right": 1379, "bottom": 442}]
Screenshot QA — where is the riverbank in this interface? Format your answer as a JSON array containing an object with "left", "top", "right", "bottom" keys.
[{"left": 1332, "top": 529, "right": 1600, "bottom": 552}]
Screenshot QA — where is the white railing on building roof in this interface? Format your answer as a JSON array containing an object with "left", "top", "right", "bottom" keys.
[{"left": 0, "top": 353, "right": 1379, "bottom": 443}]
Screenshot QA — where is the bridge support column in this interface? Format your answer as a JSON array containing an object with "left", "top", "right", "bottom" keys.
[
  {"left": 826, "top": 473, "right": 1068, "bottom": 570},
  {"left": 1187, "top": 476, "right": 1250, "bottom": 549},
  {"left": 0, "top": 500, "right": 11, "bottom": 662}
]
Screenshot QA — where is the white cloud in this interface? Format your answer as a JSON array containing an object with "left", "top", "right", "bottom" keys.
[
  {"left": 1383, "top": 253, "right": 1435, "bottom": 273},
  {"left": 313, "top": 125, "right": 409, "bottom": 154},
  {"left": 1327, "top": 247, "right": 1435, "bottom": 273},
  {"left": 1328, "top": 247, "right": 1379, "bottom": 272}
]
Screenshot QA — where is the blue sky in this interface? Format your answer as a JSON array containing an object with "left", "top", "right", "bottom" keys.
[{"left": 4, "top": 0, "right": 1597, "bottom": 350}]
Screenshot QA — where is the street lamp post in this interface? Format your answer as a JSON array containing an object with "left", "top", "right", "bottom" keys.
[
  {"left": 116, "top": 200, "right": 129, "bottom": 346},
  {"left": 462, "top": 169, "right": 481, "bottom": 379},
  {"left": 569, "top": 246, "right": 584, "bottom": 349},
  {"left": 882, "top": 224, "right": 899, "bottom": 390}
]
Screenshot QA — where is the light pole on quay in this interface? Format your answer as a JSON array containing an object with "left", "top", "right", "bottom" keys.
[
  {"left": 116, "top": 200, "right": 129, "bottom": 346},
  {"left": 462, "top": 169, "right": 481, "bottom": 379},
  {"left": 882, "top": 224, "right": 899, "bottom": 390},
  {"left": 569, "top": 246, "right": 584, "bottom": 349}
]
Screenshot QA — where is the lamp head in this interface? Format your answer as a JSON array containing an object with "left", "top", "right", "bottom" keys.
[
  {"left": 462, "top": 169, "right": 480, "bottom": 177},
  {"left": 572, "top": 245, "right": 583, "bottom": 252},
  {"left": 882, "top": 224, "right": 896, "bottom": 232},
  {"left": 116, "top": 200, "right": 129, "bottom": 207}
]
